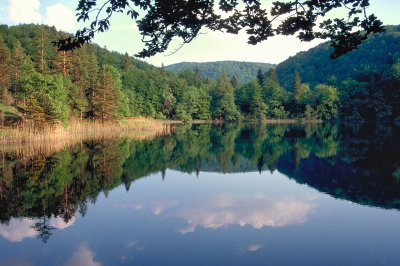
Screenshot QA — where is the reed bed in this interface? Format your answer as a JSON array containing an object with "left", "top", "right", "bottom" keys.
[{"left": 0, "top": 118, "right": 178, "bottom": 158}]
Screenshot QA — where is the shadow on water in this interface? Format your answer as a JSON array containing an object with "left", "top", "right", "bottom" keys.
[{"left": 1, "top": 122, "right": 400, "bottom": 242}]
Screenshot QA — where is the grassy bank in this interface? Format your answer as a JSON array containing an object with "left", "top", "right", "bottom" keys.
[{"left": 0, "top": 118, "right": 179, "bottom": 146}]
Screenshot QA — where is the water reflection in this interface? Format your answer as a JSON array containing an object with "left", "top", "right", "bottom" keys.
[
  {"left": 65, "top": 243, "right": 101, "bottom": 266},
  {"left": 1, "top": 122, "right": 400, "bottom": 245},
  {"left": 0, "top": 216, "right": 74, "bottom": 242},
  {"left": 176, "top": 194, "right": 315, "bottom": 231}
]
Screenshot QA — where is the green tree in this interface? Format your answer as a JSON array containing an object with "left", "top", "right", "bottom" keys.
[
  {"left": 10, "top": 41, "right": 29, "bottom": 89},
  {"left": 263, "top": 77, "right": 289, "bottom": 119},
  {"left": 212, "top": 71, "right": 240, "bottom": 121},
  {"left": 0, "top": 38, "right": 11, "bottom": 89},
  {"left": 266, "top": 68, "right": 279, "bottom": 85},
  {"left": 92, "top": 68, "right": 120, "bottom": 122},
  {"left": 293, "top": 71, "right": 301, "bottom": 103},
  {"left": 26, "top": 94, "right": 46, "bottom": 129},
  {"left": 257, "top": 67, "right": 264, "bottom": 86},
  {"left": 248, "top": 79, "right": 267, "bottom": 119},
  {"left": 175, "top": 86, "right": 199, "bottom": 122},
  {"left": 34, "top": 27, "right": 49, "bottom": 74},
  {"left": 0, "top": 38, "right": 10, "bottom": 126},
  {"left": 86, "top": 47, "right": 99, "bottom": 119},
  {"left": 194, "top": 66, "right": 201, "bottom": 88},
  {"left": 290, "top": 71, "right": 302, "bottom": 117},
  {"left": 214, "top": 93, "right": 241, "bottom": 121},
  {"left": 69, "top": 46, "right": 89, "bottom": 120},
  {"left": 314, "top": 84, "right": 339, "bottom": 120},
  {"left": 339, "top": 78, "right": 369, "bottom": 120},
  {"left": 122, "top": 52, "right": 131, "bottom": 71},
  {"left": 231, "top": 74, "right": 239, "bottom": 89}
]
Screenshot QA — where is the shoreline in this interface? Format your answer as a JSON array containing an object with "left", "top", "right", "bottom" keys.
[{"left": 0, "top": 118, "right": 180, "bottom": 146}]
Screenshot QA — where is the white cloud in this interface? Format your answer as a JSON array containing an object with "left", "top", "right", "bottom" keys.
[
  {"left": 45, "top": 3, "right": 76, "bottom": 32},
  {"left": 65, "top": 243, "right": 101, "bottom": 266},
  {"left": 7, "top": 0, "right": 42, "bottom": 24}
]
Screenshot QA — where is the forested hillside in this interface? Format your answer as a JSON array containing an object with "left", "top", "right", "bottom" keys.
[
  {"left": 166, "top": 61, "right": 275, "bottom": 84},
  {"left": 0, "top": 24, "right": 399, "bottom": 129},
  {"left": 0, "top": 24, "right": 238, "bottom": 126},
  {"left": 275, "top": 25, "right": 400, "bottom": 89}
]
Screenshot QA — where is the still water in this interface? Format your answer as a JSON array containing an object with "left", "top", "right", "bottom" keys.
[{"left": 1, "top": 123, "right": 400, "bottom": 265}]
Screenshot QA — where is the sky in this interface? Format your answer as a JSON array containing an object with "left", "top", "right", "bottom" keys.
[{"left": 0, "top": 0, "right": 399, "bottom": 67}]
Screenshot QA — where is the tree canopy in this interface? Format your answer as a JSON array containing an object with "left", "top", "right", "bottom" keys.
[{"left": 54, "top": 0, "right": 384, "bottom": 59}]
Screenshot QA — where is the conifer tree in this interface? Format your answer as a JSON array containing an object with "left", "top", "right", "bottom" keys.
[
  {"left": 248, "top": 79, "right": 267, "bottom": 119},
  {"left": 160, "top": 63, "right": 166, "bottom": 77},
  {"left": 290, "top": 71, "right": 302, "bottom": 117},
  {"left": 93, "top": 68, "right": 119, "bottom": 122},
  {"left": 293, "top": 71, "right": 301, "bottom": 103},
  {"left": 257, "top": 67, "right": 264, "bottom": 86},
  {"left": 194, "top": 66, "right": 201, "bottom": 88},
  {"left": 123, "top": 52, "right": 131, "bottom": 71},
  {"left": 53, "top": 49, "right": 73, "bottom": 77},
  {"left": 0, "top": 38, "right": 10, "bottom": 127},
  {"left": 26, "top": 94, "right": 46, "bottom": 129},
  {"left": 215, "top": 70, "right": 233, "bottom": 97},
  {"left": 69, "top": 46, "right": 90, "bottom": 120},
  {"left": 267, "top": 68, "right": 279, "bottom": 85},
  {"left": 231, "top": 74, "right": 239, "bottom": 89},
  {"left": 34, "top": 27, "right": 49, "bottom": 74},
  {"left": 10, "top": 41, "right": 29, "bottom": 82},
  {"left": 86, "top": 47, "right": 99, "bottom": 119},
  {"left": 213, "top": 71, "right": 240, "bottom": 121},
  {"left": 0, "top": 38, "right": 10, "bottom": 89}
]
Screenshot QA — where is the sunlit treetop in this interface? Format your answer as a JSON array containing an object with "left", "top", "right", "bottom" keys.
[{"left": 53, "top": 0, "right": 385, "bottom": 59}]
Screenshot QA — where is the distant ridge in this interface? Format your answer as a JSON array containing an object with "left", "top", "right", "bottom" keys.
[
  {"left": 166, "top": 60, "right": 276, "bottom": 84},
  {"left": 275, "top": 25, "right": 400, "bottom": 90}
]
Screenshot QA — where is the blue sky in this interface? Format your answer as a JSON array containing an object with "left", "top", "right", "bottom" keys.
[{"left": 1, "top": 0, "right": 399, "bottom": 66}]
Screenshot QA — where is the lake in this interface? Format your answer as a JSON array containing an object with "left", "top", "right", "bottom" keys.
[{"left": 1, "top": 122, "right": 400, "bottom": 265}]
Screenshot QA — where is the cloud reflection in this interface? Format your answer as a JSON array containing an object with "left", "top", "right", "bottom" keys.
[
  {"left": 151, "top": 200, "right": 178, "bottom": 215},
  {"left": 64, "top": 243, "right": 101, "bottom": 266},
  {"left": 177, "top": 194, "right": 315, "bottom": 233},
  {"left": 0, "top": 216, "right": 75, "bottom": 242},
  {"left": 238, "top": 244, "right": 263, "bottom": 253}
]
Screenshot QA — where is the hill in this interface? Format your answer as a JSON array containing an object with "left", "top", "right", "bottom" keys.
[
  {"left": 275, "top": 25, "right": 400, "bottom": 89},
  {"left": 166, "top": 61, "right": 276, "bottom": 84}
]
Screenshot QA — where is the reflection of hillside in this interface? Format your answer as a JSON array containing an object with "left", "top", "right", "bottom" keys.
[
  {"left": 278, "top": 154, "right": 400, "bottom": 210},
  {"left": 278, "top": 123, "right": 400, "bottom": 210},
  {"left": 1, "top": 122, "right": 400, "bottom": 241},
  {"left": 175, "top": 156, "right": 259, "bottom": 173}
]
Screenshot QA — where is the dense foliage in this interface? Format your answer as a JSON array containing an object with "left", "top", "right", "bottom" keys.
[
  {"left": 274, "top": 25, "right": 400, "bottom": 120},
  {"left": 166, "top": 61, "right": 275, "bottom": 85},
  {"left": 1, "top": 24, "right": 399, "bottom": 127},
  {"left": 276, "top": 25, "right": 400, "bottom": 89}
]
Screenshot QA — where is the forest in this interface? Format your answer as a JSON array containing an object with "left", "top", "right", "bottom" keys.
[
  {"left": 0, "top": 24, "right": 400, "bottom": 130},
  {"left": 166, "top": 61, "right": 275, "bottom": 85}
]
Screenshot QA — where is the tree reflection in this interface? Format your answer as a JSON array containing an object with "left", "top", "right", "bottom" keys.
[
  {"left": 32, "top": 216, "right": 54, "bottom": 243},
  {"left": 1, "top": 122, "right": 400, "bottom": 242}
]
